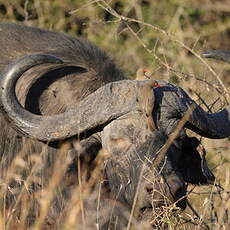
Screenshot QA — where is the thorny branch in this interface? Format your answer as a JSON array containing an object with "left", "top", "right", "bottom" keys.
[{"left": 95, "top": 0, "right": 230, "bottom": 102}]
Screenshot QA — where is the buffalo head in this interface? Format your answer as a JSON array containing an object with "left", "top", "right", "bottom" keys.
[
  {"left": 0, "top": 53, "right": 229, "bottom": 141},
  {"left": 0, "top": 42, "right": 229, "bottom": 228}
]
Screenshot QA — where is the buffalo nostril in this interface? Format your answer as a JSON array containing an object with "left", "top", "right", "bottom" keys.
[{"left": 145, "top": 185, "right": 153, "bottom": 194}]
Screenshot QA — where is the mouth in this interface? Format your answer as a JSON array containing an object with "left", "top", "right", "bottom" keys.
[
  {"left": 138, "top": 201, "right": 186, "bottom": 229},
  {"left": 140, "top": 206, "right": 153, "bottom": 214},
  {"left": 139, "top": 197, "right": 187, "bottom": 216}
]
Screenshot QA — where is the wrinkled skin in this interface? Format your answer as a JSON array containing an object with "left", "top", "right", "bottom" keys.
[
  {"left": 96, "top": 107, "right": 214, "bottom": 229},
  {"left": 0, "top": 23, "right": 226, "bottom": 229}
]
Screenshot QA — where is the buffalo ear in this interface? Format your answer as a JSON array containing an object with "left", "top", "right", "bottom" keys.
[{"left": 179, "top": 137, "right": 215, "bottom": 185}]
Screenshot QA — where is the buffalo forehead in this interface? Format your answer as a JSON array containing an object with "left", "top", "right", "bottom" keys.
[{"left": 101, "top": 112, "right": 153, "bottom": 154}]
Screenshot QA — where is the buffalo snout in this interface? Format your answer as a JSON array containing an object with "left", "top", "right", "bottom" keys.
[{"left": 140, "top": 174, "right": 187, "bottom": 212}]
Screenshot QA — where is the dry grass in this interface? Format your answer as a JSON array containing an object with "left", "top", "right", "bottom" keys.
[{"left": 0, "top": 0, "right": 229, "bottom": 229}]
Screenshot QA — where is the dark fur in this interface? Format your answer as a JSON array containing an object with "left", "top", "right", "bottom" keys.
[
  {"left": 0, "top": 23, "right": 125, "bottom": 114},
  {"left": 0, "top": 23, "right": 214, "bottom": 229}
]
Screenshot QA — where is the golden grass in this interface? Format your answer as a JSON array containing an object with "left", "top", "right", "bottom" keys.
[{"left": 0, "top": 0, "right": 229, "bottom": 229}]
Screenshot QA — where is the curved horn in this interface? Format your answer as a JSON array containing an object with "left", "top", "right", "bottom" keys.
[
  {"left": 159, "top": 50, "right": 230, "bottom": 139},
  {"left": 185, "top": 101, "right": 230, "bottom": 139},
  {"left": 202, "top": 50, "right": 230, "bottom": 63},
  {"left": 0, "top": 54, "right": 144, "bottom": 142},
  {"left": 185, "top": 50, "right": 230, "bottom": 138},
  {"left": 154, "top": 81, "right": 229, "bottom": 139}
]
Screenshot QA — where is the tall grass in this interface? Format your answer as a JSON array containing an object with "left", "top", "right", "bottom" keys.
[{"left": 0, "top": 0, "right": 229, "bottom": 229}]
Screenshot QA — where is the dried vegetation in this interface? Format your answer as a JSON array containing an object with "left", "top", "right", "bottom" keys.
[{"left": 0, "top": 0, "right": 229, "bottom": 229}]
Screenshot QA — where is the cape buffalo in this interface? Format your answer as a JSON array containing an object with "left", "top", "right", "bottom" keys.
[{"left": 0, "top": 23, "right": 229, "bottom": 229}]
